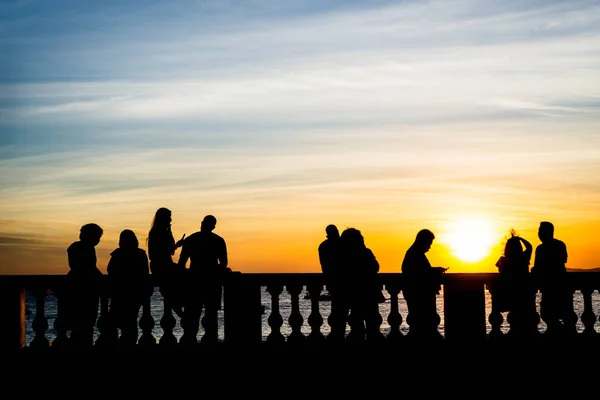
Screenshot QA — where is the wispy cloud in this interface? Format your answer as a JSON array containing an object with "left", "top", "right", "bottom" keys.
[{"left": 1, "top": 0, "right": 600, "bottom": 273}]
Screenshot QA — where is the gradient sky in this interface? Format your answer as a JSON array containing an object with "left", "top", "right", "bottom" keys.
[{"left": 1, "top": 0, "right": 599, "bottom": 275}]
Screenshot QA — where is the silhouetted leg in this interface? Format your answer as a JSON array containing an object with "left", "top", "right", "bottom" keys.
[
  {"left": 540, "top": 290, "right": 562, "bottom": 337},
  {"left": 328, "top": 296, "right": 348, "bottom": 343},
  {"left": 365, "top": 302, "right": 384, "bottom": 343},
  {"left": 200, "top": 285, "right": 220, "bottom": 346},
  {"left": 406, "top": 294, "right": 427, "bottom": 339},
  {"left": 560, "top": 288, "right": 577, "bottom": 336},
  {"left": 73, "top": 295, "right": 98, "bottom": 349},
  {"left": 346, "top": 303, "right": 366, "bottom": 344},
  {"left": 180, "top": 294, "right": 201, "bottom": 346},
  {"left": 119, "top": 304, "right": 140, "bottom": 348},
  {"left": 425, "top": 294, "right": 442, "bottom": 340}
]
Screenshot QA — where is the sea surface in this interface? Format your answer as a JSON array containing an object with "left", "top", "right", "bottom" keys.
[{"left": 24, "top": 287, "right": 600, "bottom": 346}]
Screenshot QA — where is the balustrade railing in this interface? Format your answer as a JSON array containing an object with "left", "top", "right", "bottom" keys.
[{"left": 1, "top": 272, "right": 599, "bottom": 351}]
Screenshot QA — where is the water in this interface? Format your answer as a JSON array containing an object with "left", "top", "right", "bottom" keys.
[{"left": 24, "top": 287, "right": 600, "bottom": 346}]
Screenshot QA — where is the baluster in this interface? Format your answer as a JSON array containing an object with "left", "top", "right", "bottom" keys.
[
  {"left": 286, "top": 283, "right": 305, "bottom": 347},
  {"left": 138, "top": 297, "right": 156, "bottom": 348},
  {"left": 30, "top": 286, "right": 49, "bottom": 350},
  {"left": 487, "top": 282, "right": 504, "bottom": 340},
  {"left": 306, "top": 283, "right": 325, "bottom": 345},
  {"left": 95, "top": 295, "right": 117, "bottom": 348},
  {"left": 385, "top": 282, "right": 403, "bottom": 343},
  {"left": 563, "top": 287, "right": 578, "bottom": 337},
  {"left": 580, "top": 287, "right": 597, "bottom": 339},
  {"left": 51, "top": 285, "right": 69, "bottom": 349},
  {"left": 266, "top": 284, "right": 285, "bottom": 346},
  {"left": 159, "top": 299, "right": 178, "bottom": 346}
]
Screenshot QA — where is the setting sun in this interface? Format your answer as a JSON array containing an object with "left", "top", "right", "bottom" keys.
[{"left": 441, "top": 218, "right": 498, "bottom": 263}]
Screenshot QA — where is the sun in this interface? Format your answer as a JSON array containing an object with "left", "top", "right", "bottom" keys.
[{"left": 442, "top": 218, "right": 497, "bottom": 263}]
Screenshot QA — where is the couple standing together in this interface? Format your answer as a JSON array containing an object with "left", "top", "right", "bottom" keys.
[
  {"left": 318, "top": 225, "right": 446, "bottom": 342},
  {"left": 492, "top": 221, "right": 575, "bottom": 336},
  {"left": 146, "top": 208, "right": 231, "bottom": 345}
]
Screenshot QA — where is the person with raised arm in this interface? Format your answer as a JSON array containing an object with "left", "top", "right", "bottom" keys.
[{"left": 492, "top": 229, "right": 537, "bottom": 337}]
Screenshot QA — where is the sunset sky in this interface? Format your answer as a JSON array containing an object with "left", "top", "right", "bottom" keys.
[{"left": 1, "top": 0, "right": 599, "bottom": 275}]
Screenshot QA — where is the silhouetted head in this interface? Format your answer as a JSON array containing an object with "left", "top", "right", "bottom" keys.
[
  {"left": 341, "top": 227, "right": 365, "bottom": 248},
  {"left": 325, "top": 224, "right": 339, "bottom": 240},
  {"left": 201, "top": 215, "right": 217, "bottom": 232},
  {"left": 504, "top": 236, "right": 523, "bottom": 259},
  {"left": 79, "top": 223, "right": 103, "bottom": 246},
  {"left": 538, "top": 221, "right": 554, "bottom": 243},
  {"left": 119, "top": 229, "right": 139, "bottom": 249},
  {"left": 151, "top": 207, "right": 172, "bottom": 229},
  {"left": 414, "top": 229, "right": 435, "bottom": 253}
]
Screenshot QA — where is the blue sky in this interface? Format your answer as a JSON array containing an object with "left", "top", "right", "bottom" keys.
[{"left": 1, "top": 0, "right": 600, "bottom": 273}]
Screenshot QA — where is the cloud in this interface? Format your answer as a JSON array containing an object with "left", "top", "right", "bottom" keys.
[
  {"left": 1, "top": 1, "right": 600, "bottom": 273},
  {"left": 0, "top": 234, "right": 41, "bottom": 245}
]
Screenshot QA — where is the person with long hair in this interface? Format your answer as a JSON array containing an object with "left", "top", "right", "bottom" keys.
[
  {"left": 337, "top": 227, "right": 384, "bottom": 344},
  {"left": 147, "top": 207, "right": 185, "bottom": 317},
  {"left": 107, "top": 229, "right": 151, "bottom": 347},
  {"left": 493, "top": 229, "right": 537, "bottom": 337}
]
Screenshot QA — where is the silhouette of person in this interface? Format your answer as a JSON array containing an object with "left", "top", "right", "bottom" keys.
[
  {"left": 147, "top": 207, "right": 185, "bottom": 317},
  {"left": 177, "top": 215, "right": 230, "bottom": 345},
  {"left": 531, "top": 221, "right": 576, "bottom": 336},
  {"left": 319, "top": 224, "right": 340, "bottom": 292},
  {"left": 492, "top": 230, "right": 537, "bottom": 336},
  {"left": 66, "top": 223, "right": 104, "bottom": 347},
  {"left": 318, "top": 224, "right": 346, "bottom": 339},
  {"left": 401, "top": 229, "right": 447, "bottom": 340},
  {"left": 337, "top": 227, "right": 383, "bottom": 344},
  {"left": 107, "top": 229, "right": 151, "bottom": 347}
]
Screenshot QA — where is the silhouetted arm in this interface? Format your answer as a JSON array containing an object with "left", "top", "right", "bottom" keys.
[
  {"left": 561, "top": 241, "right": 568, "bottom": 264},
  {"left": 532, "top": 246, "right": 541, "bottom": 274},
  {"left": 140, "top": 250, "right": 152, "bottom": 297},
  {"left": 519, "top": 237, "right": 533, "bottom": 264},
  {"left": 367, "top": 249, "right": 379, "bottom": 273},
  {"left": 142, "top": 251, "right": 150, "bottom": 275},
  {"left": 177, "top": 241, "right": 190, "bottom": 270},
  {"left": 519, "top": 237, "right": 533, "bottom": 253},
  {"left": 175, "top": 233, "right": 186, "bottom": 249},
  {"left": 67, "top": 250, "right": 80, "bottom": 273},
  {"left": 106, "top": 255, "right": 116, "bottom": 276},
  {"left": 219, "top": 239, "right": 229, "bottom": 271},
  {"left": 317, "top": 244, "right": 325, "bottom": 271}
]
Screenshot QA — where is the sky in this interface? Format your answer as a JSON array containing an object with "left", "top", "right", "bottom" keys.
[{"left": 1, "top": 0, "right": 599, "bottom": 275}]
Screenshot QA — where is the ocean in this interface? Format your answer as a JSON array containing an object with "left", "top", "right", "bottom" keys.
[{"left": 24, "top": 287, "right": 600, "bottom": 345}]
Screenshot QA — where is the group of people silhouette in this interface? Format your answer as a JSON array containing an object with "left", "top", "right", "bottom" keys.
[
  {"left": 318, "top": 221, "right": 575, "bottom": 342},
  {"left": 63, "top": 208, "right": 574, "bottom": 347},
  {"left": 490, "top": 222, "right": 576, "bottom": 337},
  {"left": 64, "top": 207, "right": 230, "bottom": 348}
]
